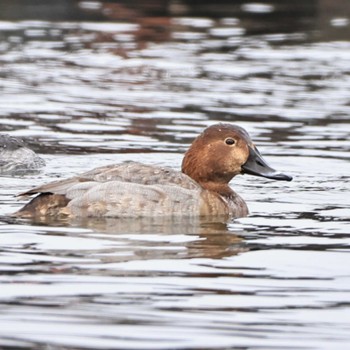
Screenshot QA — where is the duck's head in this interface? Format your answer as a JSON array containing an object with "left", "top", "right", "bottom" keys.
[{"left": 182, "top": 123, "right": 292, "bottom": 190}]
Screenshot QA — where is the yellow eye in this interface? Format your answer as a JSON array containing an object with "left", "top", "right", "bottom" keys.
[{"left": 225, "top": 138, "right": 236, "bottom": 145}]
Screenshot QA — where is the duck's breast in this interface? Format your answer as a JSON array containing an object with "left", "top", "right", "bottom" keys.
[{"left": 199, "top": 190, "right": 249, "bottom": 218}]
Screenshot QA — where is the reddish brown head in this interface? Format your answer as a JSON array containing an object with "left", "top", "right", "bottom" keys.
[{"left": 182, "top": 123, "right": 291, "bottom": 193}]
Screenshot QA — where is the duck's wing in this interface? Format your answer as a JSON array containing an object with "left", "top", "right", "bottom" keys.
[
  {"left": 19, "top": 161, "right": 199, "bottom": 196},
  {"left": 16, "top": 178, "right": 203, "bottom": 219},
  {"left": 65, "top": 181, "right": 202, "bottom": 217},
  {"left": 18, "top": 176, "right": 90, "bottom": 196}
]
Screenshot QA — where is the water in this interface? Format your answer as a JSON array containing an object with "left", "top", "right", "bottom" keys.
[{"left": 0, "top": 1, "right": 350, "bottom": 349}]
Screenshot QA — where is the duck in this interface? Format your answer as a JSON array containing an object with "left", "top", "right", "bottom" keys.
[
  {"left": 14, "top": 123, "right": 292, "bottom": 220},
  {"left": 0, "top": 134, "right": 45, "bottom": 175}
]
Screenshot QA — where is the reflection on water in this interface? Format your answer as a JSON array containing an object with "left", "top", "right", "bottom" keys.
[{"left": 0, "top": 0, "right": 350, "bottom": 349}]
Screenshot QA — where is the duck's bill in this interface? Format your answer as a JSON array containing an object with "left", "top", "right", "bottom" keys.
[{"left": 242, "top": 146, "right": 293, "bottom": 181}]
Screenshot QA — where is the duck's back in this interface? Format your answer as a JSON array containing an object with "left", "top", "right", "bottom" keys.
[
  {"left": 22, "top": 161, "right": 200, "bottom": 195},
  {"left": 16, "top": 162, "right": 208, "bottom": 218}
]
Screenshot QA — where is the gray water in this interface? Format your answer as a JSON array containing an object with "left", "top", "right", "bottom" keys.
[{"left": 0, "top": 1, "right": 350, "bottom": 349}]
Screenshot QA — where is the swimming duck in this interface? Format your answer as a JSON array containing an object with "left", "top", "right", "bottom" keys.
[
  {"left": 14, "top": 124, "right": 291, "bottom": 219},
  {"left": 0, "top": 134, "right": 45, "bottom": 175}
]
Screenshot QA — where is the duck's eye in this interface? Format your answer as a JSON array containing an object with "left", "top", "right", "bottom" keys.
[{"left": 225, "top": 138, "right": 236, "bottom": 146}]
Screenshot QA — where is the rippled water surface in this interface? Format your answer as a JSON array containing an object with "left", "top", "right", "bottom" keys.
[{"left": 0, "top": 1, "right": 350, "bottom": 349}]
